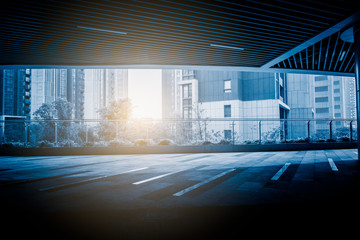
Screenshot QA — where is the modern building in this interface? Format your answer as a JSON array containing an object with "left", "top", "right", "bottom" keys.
[
  {"left": 31, "top": 69, "right": 85, "bottom": 119},
  {"left": 277, "top": 74, "right": 356, "bottom": 140},
  {"left": 162, "top": 70, "right": 289, "bottom": 142},
  {"left": 84, "top": 69, "right": 128, "bottom": 119},
  {"left": 0, "top": 69, "right": 31, "bottom": 142},
  {"left": 163, "top": 70, "right": 357, "bottom": 142},
  {"left": 286, "top": 73, "right": 315, "bottom": 140}
]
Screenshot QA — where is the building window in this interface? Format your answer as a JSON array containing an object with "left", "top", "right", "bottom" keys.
[
  {"left": 224, "top": 130, "right": 232, "bottom": 140},
  {"left": 334, "top": 88, "right": 340, "bottom": 93},
  {"left": 182, "top": 83, "right": 192, "bottom": 119},
  {"left": 183, "top": 84, "right": 192, "bottom": 98},
  {"left": 334, "top": 105, "right": 340, "bottom": 109},
  {"left": 334, "top": 80, "right": 340, "bottom": 85},
  {"left": 224, "top": 105, "right": 231, "bottom": 117},
  {"left": 334, "top": 97, "right": 340, "bottom": 101},
  {"left": 316, "top": 108, "right": 329, "bottom": 114},
  {"left": 315, "top": 76, "right": 327, "bottom": 81},
  {"left": 183, "top": 99, "right": 192, "bottom": 106},
  {"left": 334, "top": 113, "right": 341, "bottom": 118},
  {"left": 183, "top": 107, "right": 192, "bottom": 119},
  {"left": 315, "top": 86, "right": 328, "bottom": 92},
  {"left": 224, "top": 80, "right": 231, "bottom": 93},
  {"left": 315, "top": 97, "right": 328, "bottom": 103}
]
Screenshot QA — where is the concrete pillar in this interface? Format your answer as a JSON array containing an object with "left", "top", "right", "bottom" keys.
[{"left": 354, "top": 24, "right": 360, "bottom": 159}]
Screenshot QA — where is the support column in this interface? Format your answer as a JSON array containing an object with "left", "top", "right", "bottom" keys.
[{"left": 354, "top": 24, "right": 360, "bottom": 160}]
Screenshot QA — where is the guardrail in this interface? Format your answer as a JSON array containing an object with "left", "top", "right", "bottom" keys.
[{"left": 0, "top": 118, "right": 357, "bottom": 147}]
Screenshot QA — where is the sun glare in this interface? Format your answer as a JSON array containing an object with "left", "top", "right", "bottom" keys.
[{"left": 128, "top": 69, "right": 162, "bottom": 119}]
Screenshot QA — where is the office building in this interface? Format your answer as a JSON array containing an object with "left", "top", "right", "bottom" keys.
[
  {"left": 0, "top": 69, "right": 31, "bottom": 142},
  {"left": 162, "top": 70, "right": 289, "bottom": 142},
  {"left": 84, "top": 69, "right": 128, "bottom": 119},
  {"left": 31, "top": 69, "right": 85, "bottom": 119}
]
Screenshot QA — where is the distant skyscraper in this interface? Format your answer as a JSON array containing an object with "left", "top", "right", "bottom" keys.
[
  {"left": 0, "top": 69, "right": 31, "bottom": 118},
  {"left": 30, "top": 69, "right": 85, "bottom": 119},
  {"left": 286, "top": 74, "right": 356, "bottom": 139},
  {"left": 84, "top": 69, "right": 128, "bottom": 119},
  {"left": 0, "top": 69, "right": 31, "bottom": 142},
  {"left": 162, "top": 69, "right": 182, "bottom": 119},
  {"left": 162, "top": 70, "right": 289, "bottom": 141}
]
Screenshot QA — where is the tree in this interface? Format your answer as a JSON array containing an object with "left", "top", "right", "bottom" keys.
[
  {"left": 99, "top": 98, "right": 133, "bottom": 120},
  {"left": 32, "top": 98, "right": 74, "bottom": 144},
  {"left": 33, "top": 98, "right": 73, "bottom": 120},
  {"left": 193, "top": 101, "right": 205, "bottom": 142},
  {"left": 97, "top": 98, "right": 133, "bottom": 141}
]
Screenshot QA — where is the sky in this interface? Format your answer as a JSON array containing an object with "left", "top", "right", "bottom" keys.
[{"left": 128, "top": 69, "right": 162, "bottom": 119}]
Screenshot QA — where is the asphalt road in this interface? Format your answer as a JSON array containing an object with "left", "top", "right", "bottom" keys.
[{"left": 1, "top": 149, "right": 359, "bottom": 239}]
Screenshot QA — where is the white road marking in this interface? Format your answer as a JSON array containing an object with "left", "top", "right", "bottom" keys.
[
  {"left": 40, "top": 167, "right": 148, "bottom": 191},
  {"left": 173, "top": 168, "right": 236, "bottom": 197},
  {"left": 133, "top": 170, "right": 182, "bottom": 185},
  {"left": 327, "top": 158, "right": 338, "bottom": 171},
  {"left": 271, "top": 163, "right": 291, "bottom": 181}
]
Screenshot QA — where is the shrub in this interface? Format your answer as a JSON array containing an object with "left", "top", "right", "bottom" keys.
[
  {"left": 158, "top": 139, "right": 173, "bottom": 146},
  {"left": 217, "top": 140, "right": 231, "bottom": 145},
  {"left": 135, "top": 139, "right": 148, "bottom": 146},
  {"left": 340, "top": 137, "right": 350, "bottom": 142}
]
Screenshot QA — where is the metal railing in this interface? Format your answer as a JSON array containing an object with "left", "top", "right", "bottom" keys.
[{"left": 0, "top": 118, "right": 357, "bottom": 147}]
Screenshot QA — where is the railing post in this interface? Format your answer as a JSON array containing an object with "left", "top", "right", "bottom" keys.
[
  {"left": 204, "top": 120, "right": 207, "bottom": 142},
  {"left": 283, "top": 119, "right": 287, "bottom": 143},
  {"left": 24, "top": 122, "right": 28, "bottom": 147},
  {"left": 307, "top": 120, "right": 311, "bottom": 142},
  {"left": 54, "top": 122, "right": 58, "bottom": 146},
  {"left": 85, "top": 123, "right": 88, "bottom": 144},
  {"left": 350, "top": 121, "right": 353, "bottom": 142},
  {"left": 258, "top": 120, "right": 261, "bottom": 144},
  {"left": 329, "top": 120, "right": 333, "bottom": 140},
  {"left": 116, "top": 120, "right": 119, "bottom": 141},
  {"left": 232, "top": 121, "right": 235, "bottom": 145}
]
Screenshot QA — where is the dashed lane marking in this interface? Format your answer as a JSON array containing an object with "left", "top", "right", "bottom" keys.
[
  {"left": 133, "top": 170, "right": 184, "bottom": 185},
  {"left": 271, "top": 163, "right": 291, "bottom": 181},
  {"left": 328, "top": 158, "right": 339, "bottom": 171},
  {"left": 173, "top": 168, "right": 236, "bottom": 197},
  {"left": 40, "top": 167, "right": 148, "bottom": 191}
]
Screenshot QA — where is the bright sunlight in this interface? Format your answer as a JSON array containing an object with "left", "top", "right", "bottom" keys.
[{"left": 128, "top": 69, "right": 162, "bottom": 119}]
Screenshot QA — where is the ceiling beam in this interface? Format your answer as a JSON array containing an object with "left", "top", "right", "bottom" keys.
[
  {"left": 261, "top": 10, "right": 360, "bottom": 69},
  {"left": 0, "top": 64, "right": 354, "bottom": 77}
]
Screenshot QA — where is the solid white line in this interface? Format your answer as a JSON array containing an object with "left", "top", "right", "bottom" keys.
[
  {"left": 271, "top": 163, "right": 291, "bottom": 181},
  {"left": 173, "top": 168, "right": 236, "bottom": 197},
  {"left": 328, "top": 158, "right": 339, "bottom": 171},
  {"left": 40, "top": 167, "right": 148, "bottom": 191},
  {"left": 133, "top": 170, "right": 180, "bottom": 185}
]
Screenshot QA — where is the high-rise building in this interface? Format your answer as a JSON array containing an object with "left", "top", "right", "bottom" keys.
[
  {"left": 313, "top": 75, "right": 355, "bottom": 135},
  {"left": 286, "top": 74, "right": 315, "bottom": 139},
  {"left": 0, "top": 69, "right": 31, "bottom": 118},
  {"left": 84, "top": 69, "right": 128, "bottom": 119},
  {"left": 30, "top": 69, "right": 85, "bottom": 119},
  {"left": 162, "top": 70, "right": 289, "bottom": 142},
  {"left": 0, "top": 69, "right": 31, "bottom": 142},
  {"left": 280, "top": 74, "right": 356, "bottom": 139}
]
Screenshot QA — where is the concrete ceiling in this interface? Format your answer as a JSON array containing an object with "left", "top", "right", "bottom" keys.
[{"left": 1, "top": 0, "right": 360, "bottom": 75}]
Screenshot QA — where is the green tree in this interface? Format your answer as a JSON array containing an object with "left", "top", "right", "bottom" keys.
[{"left": 32, "top": 98, "right": 74, "bottom": 143}]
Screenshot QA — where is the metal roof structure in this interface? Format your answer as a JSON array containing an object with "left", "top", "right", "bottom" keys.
[{"left": 1, "top": 0, "right": 360, "bottom": 76}]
